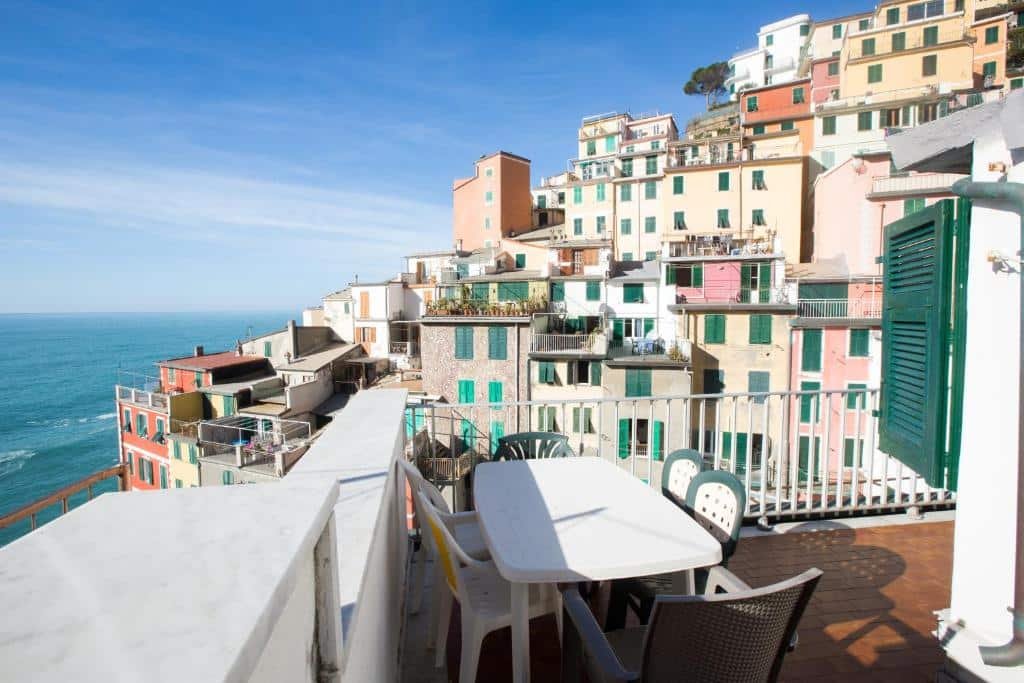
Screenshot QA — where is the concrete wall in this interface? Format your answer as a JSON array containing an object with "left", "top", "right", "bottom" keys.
[
  {"left": 323, "top": 298, "right": 355, "bottom": 342},
  {"left": 250, "top": 552, "right": 316, "bottom": 683},
  {"left": 564, "top": 179, "right": 615, "bottom": 240},
  {"left": 286, "top": 372, "right": 332, "bottom": 414}
]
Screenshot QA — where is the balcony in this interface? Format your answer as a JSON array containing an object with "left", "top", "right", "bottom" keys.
[
  {"left": 675, "top": 286, "right": 790, "bottom": 307},
  {"left": 667, "top": 235, "right": 776, "bottom": 258},
  {"left": 424, "top": 297, "right": 548, "bottom": 318},
  {"left": 867, "top": 172, "right": 966, "bottom": 198},
  {"left": 115, "top": 385, "right": 169, "bottom": 410},
  {"left": 530, "top": 332, "right": 608, "bottom": 356},
  {"left": 390, "top": 341, "right": 419, "bottom": 356},
  {"left": 848, "top": 29, "right": 971, "bottom": 61},
  {"left": 798, "top": 298, "right": 882, "bottom": 319}
]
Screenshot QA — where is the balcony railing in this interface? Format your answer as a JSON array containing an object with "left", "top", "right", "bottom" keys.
[
  {"left": 667, "top": 236, "right": 776, "bottom": 258},
  {"left": 848, "top": 29, "right": 970, "bottom": 60},
  {"left": 530, "top": 332, "right": 608, "bottom": 355},
  {"left": 868, "top": 172, "right": 966, "bottom": 197},
  {"left": 798, "top": 298, "right": 882, "bottom": 319},
  {"left": 675, "top": 287, "right": 789, "bottom": 306},
  {"left": 390, "top": 341, "right": 419, "bottom": 356},
  {"left": 424, "top": 297, "right": 548, "bottom": 318},
  {"left": 406, "top": 387, "right": 954, "bottom": 526},
  {"left": 116, "top": 385, "right": 169, "bottom": 410}
]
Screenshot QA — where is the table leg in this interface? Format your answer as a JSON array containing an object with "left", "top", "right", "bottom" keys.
[
  {"left": 672, "top": 569, "right": 696, "bottom": 595},
  {"left": 511, "top": 581, "right": 530, "bottom": 683}
]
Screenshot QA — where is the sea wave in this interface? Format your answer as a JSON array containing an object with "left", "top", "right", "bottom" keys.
[
  {"left": 95, "top": 413, "right": 116, "bottom": 420},
  {"left": 0, "top": 450, "right": 36, "bottom": 479}
]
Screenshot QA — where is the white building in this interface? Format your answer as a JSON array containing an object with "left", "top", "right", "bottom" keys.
[{"left": 727, "top": 14, "right": 812, "bottom": 99}]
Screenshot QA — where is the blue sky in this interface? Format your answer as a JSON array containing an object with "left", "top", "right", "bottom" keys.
[{"left": 0, "top": 0, "right": 867, "bottom": 313}]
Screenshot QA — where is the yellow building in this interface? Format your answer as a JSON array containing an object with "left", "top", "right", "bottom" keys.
[{"left": 166, "top": 434, "right": 201, "bottom": 488}]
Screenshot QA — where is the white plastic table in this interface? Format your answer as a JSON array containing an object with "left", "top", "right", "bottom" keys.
[{"left": 474, "top": 457, "right": 723, "bottom": 683}]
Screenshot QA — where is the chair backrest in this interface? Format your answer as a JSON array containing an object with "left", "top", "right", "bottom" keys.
[
  {"left": 641, "top": 568, "right": 823, "bottom": 683},
  {"left": 398, "top": 458, "right": 451, "bottom": 515},
  {"left": 685, "top": 470, "right": 747, "bottom": 560},
  {"left": 660, "top": 449, "right": 703, "bottom": 510},
  {"left": 494, "top": 431, "right": 573, "bottom": 460},
  {"left": 413, "top": 489, "right": 478, "bottom": 598}
]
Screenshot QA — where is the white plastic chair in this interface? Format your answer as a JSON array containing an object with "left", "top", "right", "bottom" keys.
[
  {"left": 415, "top": 488, "right": 562, "bottom": 683},
  {"left": 399, "top": 459, "right": 490, "bottom": 651}
]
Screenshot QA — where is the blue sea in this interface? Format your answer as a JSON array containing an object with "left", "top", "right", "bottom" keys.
[{"left": 0, "top": 312, "right": 293, "bottom": 546}]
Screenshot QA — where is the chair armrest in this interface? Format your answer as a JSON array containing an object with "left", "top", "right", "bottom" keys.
[
  {"left": 560, "top": 587, "right": 639, "bottom": 683},
  {"left": 445, "top": 510, "right": 479, "bottom": 525},
  {"left": 704, "top": 565, "right": 752, "bottom": 595}
]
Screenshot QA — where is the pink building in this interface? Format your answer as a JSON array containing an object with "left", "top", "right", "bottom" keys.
[
  {"left": 452, "top": 151, "right": 533, "bottom": 252},
  {"left": 810, "top": 56, "right": 839, "bottom": 104}
]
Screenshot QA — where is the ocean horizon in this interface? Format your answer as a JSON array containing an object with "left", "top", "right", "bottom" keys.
[{"left": 0, "top": 311, "right": 295, "bottom": 545}]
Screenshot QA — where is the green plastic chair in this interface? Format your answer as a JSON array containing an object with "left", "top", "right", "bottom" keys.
[
  {"left": 660, "top": 448, "right": 705, "bottom": 511},
  {"left": 494, "top": 431, "right": 574, "bottom": 460},
  {"left": 607, "top": 468, "right": 748, "bottom": 630}
]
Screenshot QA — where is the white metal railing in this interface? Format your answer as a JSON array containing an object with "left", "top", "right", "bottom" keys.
[
  {"left": 869, "top": 172, "right": 965, "bottom": 197},
  {"left": 675, "top": 286, "right": 788, "bottom": 306},
  {"left": 115, "top": 385, "right": 169, "bottom": 410},
  {"left": 797, "top": 298, "right": 881, "bottom": 319},
  {"left": 405, "top": 388, "right": 954, "bottom": 525},
  {"left": 531, "top": 333, "right": 607, "bottom": 354}
]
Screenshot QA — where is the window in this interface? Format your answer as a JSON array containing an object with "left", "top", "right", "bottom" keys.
[
  {"left": 596, "top": 216, "right": 606, "bottom": 233},
  {"left": 511, "top": 253, "right": 525, "bottom": 269},
  {"left": 747, "top": 96, "right": 758, "bottom": 112},
  {"left": 752, "top": 123, "right": 765, "bottom": 135},
  {"left": 644, "top": 181, "right": 657, "bottom": 199},
  {"left": 586, "top": 139, "right": 596, "bottom": 156},
  {"left": 550, "top": 282, "right": 564, "bottom": 303},
  {"left": 488, "top": 380, "right": 503, "bottom": 403},
  {"left": 620, "top": 218, "right": 632, "bottom": 235},
  {"left": 155, "top": 418, "right": 165, "bottom": 438},
  {"left": 175, "top": 479, "right": 183, "bottom": 489},
  {"left": 604, "top": 135, "right": 616, "bottom": 152},
  {"left": 645, "top": 156, "right": 657, "bottom": 175},
  {"left": 484, "top": 167, "right": 493, "bottom": 177},
  {"left": 717, "top": 209, "right": 730, "bottom": 228},
  {"left": 622, "top": 252, "right": 633, "bottom": 261},
  {"left": 620, "top": 183, "right": 631, "bottom": 201},
  {"left": 847, "top": 383, "right": 868, "bottom": 410},
  {"left": 651, "top": 141, "right": 660, "bottom": 150},
  {"left": 859, "top": 18, "right": 870, "bottom": 30},
  {"left": 800, "top": 24, "right": 809, "bottom": 36},
  {"left": 849, "top": 328, "right": 870, "bottom": 357},
  {"left": 488, "top": 326, "right": 507, "bottom": 359},
  {"left": 572, "top": 186, "right": 582, "bottom": 204},
  {"left": 822, "top": 116, "right": 837, "bottom": 135},
  {"left": 172, "top": 441, "right": 181, "bottom": 460},
  {"left": 832, "top": 24, "right": 842, "bottom": 39},
  {"left": 780, "top": 120, "right": 795, "bottom": 131},
  {"left": 904, "top": 197, "right": 925, "bottom": 216},
  {"left": 194, "top": 371, "right": 203, "bottom": 388},
  {"left": 983, "top": 61, "right": 997, "bottom": 78},
  {"left": 538, "top": 361, "right": 556, "bottom": 384},
  {"left": 596, "top": 183, "right": 606, "bottom": 202},
  {"left": 1012, "top": 78, "right": 1024, "bottom": 91},
  {"left": 752, "top": 209, "right": 766, "bottom": 226},
  {"left": 167, "top": 367, "right": 176, "bottom": 383},
  {"left": 263, "top": 341, "right": 272, "bottom": 357},
  {"left": 644, "top": 251, "right": 657, "bottom": 261},
  {"left": 857, "top": 111, "right": 874, "bottom": 131},
  {"left": 705, "top": 314, "right": 726, "bottom": 343},
  {"left": 703, "top": 369, "right": 725, "bottom": 394},
  {"left": 188, "top": 444, "right": 197, "bottom": 465},
  {"left": 892, "top": 32, "right": 906, "bottom": 51},
  {"left": 623, "top": 283, "right": 644, "bottom": 303},
  {"left": 558, "top": 191, "right": 565, "bottom": 204},
  {"left": 792, "top": 87, "right": 805, "bottom": 104},
  {"left": 765, "top": 34, "right": 773, "bottom": 46},
  {"left": 748, "top": 371, "right": 770, "bottom": 404},
  {"left": 667, "top": 263, "right": 703, "bottom": 287},
  {"left": 536, "top": 407, "right": 557, "bottom": 432},
  {"left": 454, "top": 327, "right": 473, "bottom": 359},
  {"left": 800, "top": 380, "right": 821, "bottom": 423},
  {"left": 625, "top": 368, "right": 652, "bottom": 397},
  {"left": 644, "top": 216, "right": 657, "bottom": 233},
  {"left": 862, "top": 38, "right": 875, "bottom": 56},
  {"left": 749, "top": 315, "right": 772, "bottom": 344},
  {"left": 673, "top": 176, "right": 684, "bottom": 194},
  {"left": 572, "top": 407, "right": 595, "bottom": 434},
  {"left": 136, "top": 413, "right": 147, "bottom": 437},
  {"left": 765, "top": 54, "right": 773, "bottom": 69},
  {"left": 918, "top": 102, "right": 938, "bottom": 123},
  {"left": 908, "top": 0, "right": 945, "bottom": 21},
  {"left": 802, "top": 329, "right": 823, "bottom": 371},
  {"left": 159, "top": 466, "right": 167, "bottom": 489},
  {"left": 751, "top": 170, "right": 766, "bottom": 190},
  {"left": 497, "top": 282, "right": 528, "bottom": 301},
  {"left": 717, "top": 172, "right": 729, "bottom": 191},
  {"left": 122, "top": 408, "right": 131, "bottom": 433},
  {"left": 586, "top": 280, "right": 600, "bottom": 301},
  {"left": 621, "top": 158, "right": 633, "bottom": 177},
  {"left": 457, "top": 378, "right": 475, "bottom": 403},
  {"left": 536, "top": 195, "right": 546, "bottom": 209},
  {"left": 673, "top": 211, "right": 686, "bottom": 230},
  {"left": 886, "top": 7, "right": 899, "bottom": 25},
  {"left": 484, "top": 191, "right": 494, "bottom": 207},
  {"left": 867, "top": 64, "right": 882, "bottom": 84},
  {"left": 222, "top": 470, "right": 234, "bottom": 485},
  {"left": 570, "top": 217, "right": 582, "bottom": 236},
  {"left": 923, "top": 25, "right": 938, "bottom": 47}
]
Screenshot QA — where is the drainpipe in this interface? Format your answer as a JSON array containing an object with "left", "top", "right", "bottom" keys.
[{"left": 951, "top": 178, "right": 1024, "bottom": 667}]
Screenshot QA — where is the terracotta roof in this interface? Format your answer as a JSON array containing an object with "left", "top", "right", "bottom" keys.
[{"left": 158, "top": 351, "right": 267, "bottom": 372}]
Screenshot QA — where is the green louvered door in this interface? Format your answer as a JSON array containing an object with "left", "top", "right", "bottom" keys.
[{"left": 878, "top": 199, "right": 954, "bottom": 488}]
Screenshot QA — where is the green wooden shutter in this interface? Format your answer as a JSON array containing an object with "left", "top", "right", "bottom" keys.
[
  {"left": 735, "top": 433, "right": 748, "bottom": 475},
  {"left": 189, "top": 444, "right": 197, "bottom": 465},
  {"left": 612, "top": 319, "right": 624, "bottom": 344},
  {"left": 194, "top": 371, "right": 203, "bottom": 388},
  {"left": 718, "top": 172, "right": 729, "bottom": 191},
  {"left": 223, "top": 396, "right": 235, "bottom": 417},
  {"left": 551, "top": 282, "right": 564, "bottom": 302},
  {"left": 849, "top": 329, "right": 870, "bottom": 357},
  {"left": 488, "top": 380, "right": 503, "bottom": 403},
  {"left": 488, "top": 326, "right": 507, "bottom": 359},
  {"left": 846, "top": 383, "right": 868, "bottom": 410},
  {"left": 460, "top": 419, "right": 476, "bottom": 452},
  {"left": 749, "top": 315, "right": 771, "bottom": 344},
  {"left": 705, "top": 314, "right": 725, "bottom": 343},
  {"left": 800, "top": 380, "right": 821, "bottom": 423},
  {"left": 802, "top": 329, "right": 823, "bottom": 371},
  {"left": 758, "top": 263, "right": 771, "bottom": 303},
  {"left": 673, "top": 176, "right": 684, "bottom": 194},
  {"left": 455, "top": 327, "right": 473, "bottom": 359},
  {"left": 490, "top": 421, "right": 505, "bottom": 454},
  {"left": 692, "top": 265, "right": 703, "bottom": 287},
  {"left": 590, "top": 362, "right": 602, "bottom": 386},
  {"left": 263, "top": 341, "right": 272, "bottom": 357},
  {"left": 740, "top": 264, "right": 753, "bottom": 302},
  {"left": 643, "top": 318, "right": 654, "bottom": 336},
  {"left": 652, "top": 421, "right": 664, "bottom": 461},
  {"left": 618, "top": 419, "right": 630, "bottom": 459},
  {"left": 172, "top": 441, "right": 181, "bottom": 460},
  {"left": 623, "top": 283, "right": 643, "bottom": 303},
  {"left": 457, "top": 379, "right": 475, "bottom": 403},
  {"left": 586, "top": 281, "right": 600, "bottom": 301},
  {"left": 665, "top": 265, "right": 677, "bottom": 284},
  {"left": 159, "top": 465, "right": 167, "bottom": 489},
  {"left": 879, "top": 199, "right": 955, "bottom": 487},
  {"left": 747, "top": 371, "right": 770, "bottom": 403},
  {"left": 572, "top": 407, "right": 581, "bottom": 433}
]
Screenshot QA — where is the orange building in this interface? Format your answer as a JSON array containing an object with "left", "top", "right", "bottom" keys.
[
  {"left": 739, "top": 78, "right": 815, "bottom": 159},
  {"left": 452, "top": 151, "right": 533, "bottom": 252}
]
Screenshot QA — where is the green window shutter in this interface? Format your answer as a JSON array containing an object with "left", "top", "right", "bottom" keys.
[
  {"left": 1012, "top": 78, "right": 1024, "bottom": 91},
  {"left": 802, "top": 329, "right": 823, "bottom": 371},
  {"left": 620, "top": 183, "right": 631, "bottom": 201},
  {"left": 625, "top": 369, "right": 652, "bottom": 397},
  {"left": 471, "top": 282, "right": 489, "bottom": 300},
  {"left": 844, "top": 438, "right": 863, "bottom": 467},
  {"left": 673, "top": 211, "right": 686, "bottom": 230},
  {"left": 223, "top": 396, "right": 235, "bottom": 417},
  {"left": 746, "top": 95, "right": 758, "bottom": 112},
  {"left": 612, "top": 319, "right": 624, "bottom": 343},
  {"left": 717, "top": 209, "right": 729, "bottom": 228},
  {"left": 622, "top": 252, "right": 633, "bottom": 262},
  {"left": 572, "top": 407, "right": 581, "bottom": 433},
  {"left": 800, "top": 380, "right": 821, "bottom": 423},
  {"left": 673, "top": 176, "right": 684, "bottom": 194},
  {"left": 551, "top": 282, "right": 564, "bottom": 302},
  {"left": 735, "top": 433, "right": 749, "bottom": 475},
  {"left": 923, "top": 25, "right": 938, "bottom": 46},
  {"left": 644, "top": 216, "right": 656, "bottom": 233},
  {"left": 749, "top": 315, "right": 772, "bottom": 344},
  {"left": 862, "top": 38, "right": 875, "bottom": 56},
  {"left": 983, "top": 61, "right": 996, "bottom": 78},
  {"left": 828, "top": 61, "right": 839, "bottom": 76},
  {"left": 515, "top": 253, "right": 526, "bottom": 268},
  {"left": 454, "top": 327, "right": 473, "bottom": 359},
  {"left": 596, "top": 216, "right": 605, "bottom": 232},
  {"left": 644, "top": 181, "right": 656, "bottom": 199},
  {"left": 623, "top": 283, "right": 644, "bottom": 303},
  {"left": 537, "top": 195, "right": 546, "bottom": 209},
  {"left": 858, "top": 111, "right": 874, "bottom": 131},
  {"left": 878, "top": 200, "right": 955, "bottom": 487},
  {"left": 780, "top": 121, "right": 794, "bottom": 131},
  {"left": 457, "top": 379, "right": 475, "bottom": 403},
  {"left": 620, "top": 218, "right": 632, "bottom": 235},
  {"left": 643, "top": 318, "right": 654, "bottom": 337},
  {"left": 159, "top": 466, "right": 167, "bottom": 489},
  {"left": 539, "top": 361, "right": 556, "bottom": 384},
  {"left": 846, "top": 383, "right": 868, "bottom": 410},
  {"left": 717, "top": 172, "right": 729, "bottom": 191},
  {"left": 573, "top": 186, "right": 582, "bottom": 204},
  {"left": 752, "top": 124, "right": 765, "bottom": 135},
  {"left": 488, "top": 380, "right": 503, "bottom": 403},
  {"left": 693, "top": 265, "right": 703, "bottom": 287},
  {"left": 618, "top": 419, "right": 630, "bottom": 458},
  {"left": 172, "top": 441, "right": 181, "bottom": 460},
  {"left": 645, "top": 156, "right": 657, "bottom": 174},
  {"left": 892, "top": 32, "right": 906, "bottom": 51},
  {"left": 705, "top": 314, "right": 725, "bottom": 344},
  {"left": 792, "top": 87, "right": 804, "bottom": 104},
  {"left": 586, "top": 280, "right": 600, "bottom": 301},
  {"left": 488, "top": 326, "right": 507, "bottom": 359},
  {"left": 652, "top": 421, "right": 664, "bottom": 461},
  {"left": 263, "top": 341, "right": 272, "bottom": 357},
  {"left": 605, "top": 135, "right": 616, "bottom": 152},
  {"left": 596, "top": 183, "right": 606, "bottom": 201},
  {"left": 189, "top": 444, "right": 197, "bottom": 464},
  {"left": 822, "top": 116, "right": 836, "bottom": 135},
  {"left": 747, "top": 371, "right": 770, "bottom": 404},
  {"left": 849, "top": 329, "right": 870, "bottom": 357},
  {"left": 832, "top": 24, "right": 842, "bottom": 39},
  {"left": 622, "top": 159, "right": 633, "bottom": 177},
  {"left": 752, "top": 170, "right": 764, "bottom": 189},
  {"left": 573, "top": 218, "right": 583, "bottom": 235},
  {"left": 490, "top": 421, "right": 505, "bottom": 455},
  {"left": 136, "top": 413, "right": 146, "bottom": 436},
  {"left": 886, "top": 7, "right": 899, "bottom": 24},
  {"left": 590, "top": 362, "right": 602, "bottom": 386},
  {"left": 175, "top": 479, "right": 183, "bottom": 489},
  {"left": 665, "top": 265, "right": 677, "bottom": 285},
  {"left": 923, "top": 55, "right": 937, "bottom": 76},
  {"left": 721, "top": 431, "right": 732, "bottom": 459},
  {"left": 645, "top": 251, "right": 657, "bottom": 262},
  {"left": 752, "top": 209, "right": 765, "bottom": 226},
  {"left": 195, "top": 371, "right": 203, "bottom": 388},
  {"left": 586, "top": 139, "right": 596, "bottom": 155},
  {"left": 798, "top": 436, "right": 821, "bottom": 483}
]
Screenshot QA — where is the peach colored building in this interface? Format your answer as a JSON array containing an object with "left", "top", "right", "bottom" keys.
[
  {"left": 452, "top": 151, "right": 533, "bottom": 252},
  {"left": 740, "top": 78, "right": 815, "bottom": 161}
]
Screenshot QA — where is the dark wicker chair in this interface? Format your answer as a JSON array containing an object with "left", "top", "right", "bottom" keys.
[
  {"left": 563, "top": 566, "right": 823, "bottom": 683},
  {"left": 493, "top": 431, "right": 574, "bottom": 460}
]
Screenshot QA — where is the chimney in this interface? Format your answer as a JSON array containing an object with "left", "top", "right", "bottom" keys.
[
  {"left": 288, "top": 320, "right": 299, "bottom": 359},
  {"left": 194, "top": 345, "right": 204, "bottom": 357}
]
